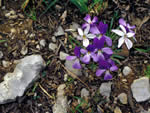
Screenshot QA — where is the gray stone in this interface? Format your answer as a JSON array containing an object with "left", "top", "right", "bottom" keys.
[
  {"left": 123, "top": 66, "right": 132, "bottom": 76},
  {"left": 0, "top": 51, "right": 3, "bottom": 59},
  {"left": 118, "top": 93, "right": 127, "bottom": 104},
  {"left": 54, "top": 26, "right": 65, "bottom": 37},
  {"left": 0, "top": 55, "right": 45, "bottom": 104},
  {"left": 65, "top": 60, "right": 82, "bottom": 76},
  {"left": 39, "top": 39, "right": 46, "bottom": 47},
  {"left": 53, "top": 84, "right": 68, "bottom": 113},
  {"left": 59, "top": 51, "right": 69, "bottom": 61},
  {"left": 81, "top": 88, "right": 89, "bottom": 98},
  {"left": 49, "top": 43, "right": 57, "bottom": 51},
  {"left": 131, "top": 77, "right": 150, "bottom": 102},
  {"left": 99, "top": 82, "right": 112, "bottom": 100},
  {"left": 66, "top": 22, "right": 80, "bottom": 32}
]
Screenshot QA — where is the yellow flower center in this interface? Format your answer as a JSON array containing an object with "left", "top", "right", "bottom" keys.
[{"left": 83, "top": 35, "right": 86, "bottom": 39}]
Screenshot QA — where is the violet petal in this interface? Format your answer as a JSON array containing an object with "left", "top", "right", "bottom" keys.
[
  {"left": 66, "top": 56, "right": 76, "bottom": 60},
  {"left": 104, "top": 71, "right": 112, "bottom": 80},
  {"left": 74, "top": 46, "right": 81, "bottom": 57},
  {"left": 110, "top": 65, "right": 118, "bottom": 71},
  {"left": 82, "top": 23, "right": 89, "bottom": 29},
  {"left": 84, "top": 14, "right": 91, "bottom": 23},
  {"left": 96, "top": 69, "right": 106, "bottom": 76},
  {"left": 102, "top": 47, "right": 113, "bottom": 55},
  {"left": 92, "top": 16, "right": 98, "bottom": 24},
  {"left": 104, "top": 35, "right": 112, "bottom": 46},
  {"left": 98, "top": 21, "right": 108, "bottom": 34},
  {"left": 90, "top": 25, "right": 100, "bottom": 34},
  {"left": 80, "top": 49, "right": 87, "bottom": 54},
  {"left": 119, "top": 18, "right": 126, "bottom": 26},
  {"left": 81, "top": 54, "right": 91, "bottom": 64},
  {"left": 73, "top": 59, "right": 82, "bottom": 69}
]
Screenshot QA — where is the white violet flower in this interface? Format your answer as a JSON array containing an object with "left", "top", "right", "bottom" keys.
[
  {"left": 77, "top": 27, "right": 96, "bottom": 47},
  {"left": 112, "top": 25, "right": 135, "bottom": 50}
]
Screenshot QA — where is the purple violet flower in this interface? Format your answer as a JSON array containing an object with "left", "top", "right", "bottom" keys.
[
  {"left": 66, "top": 46, "right": 82, "bottom": 69},
  {"left": 90, "top": 21, "right": 112, "bottom": 46},
  {"left": 82, "top": 14, "right": 98, "bottom": 32},
  {"left": 93, "top": 37, "right": 113, "bottom": 61},
  {"left": 80, "top": 44, "right": 97, "bottom": 64},
  {"left": 96, "top": 58, "right": 118, "bottom": 80}
]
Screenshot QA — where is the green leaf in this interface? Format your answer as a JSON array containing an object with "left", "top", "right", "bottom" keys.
[
  {"left": 0, "top": 40, "right": 6, "bottom": 43},
  {"left": 135, "top": 48, "right": 150, "bottom": 53},
  {"left": 70, "top": 0, "right": 88, "bottom": 13},
  {"left": 112, "top": 54, "right": 125, "bottom": 59},
  {"left": 40, "top": 0, "right": 59, "bottom": 17},
  {"left": 145, "top": 65, "right": 150, "bottom": 78}
]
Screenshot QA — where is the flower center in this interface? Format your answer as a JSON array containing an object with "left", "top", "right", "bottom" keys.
[
  {"left": 83, "top": 35, "right": 86, "bottom": 39},
  {"left": 97, "top": 34, "right": 102, "bottom": 39},
  {"left": 89, "top": 20, "right": 92, "bottom": 24},
  {"left": 98, "top": 50, "right": 101, "bottom": 54},
  {"left": 88, "top": 52, "right": 91, "bottom": 55},
  {"left": 124, "top": 34, "right": 127, "bottom": 38}
]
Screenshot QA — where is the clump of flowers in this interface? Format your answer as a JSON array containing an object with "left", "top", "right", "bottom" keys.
[{"left": 66, "top": 15, "right": 136, "bottom": 80}]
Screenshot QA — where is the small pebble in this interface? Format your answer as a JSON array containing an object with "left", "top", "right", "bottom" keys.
[
  {"left": 24, "top": 30, "right": 28, "bottom": 35},
  {"left": 118, "top": 93, "right": 128, "bottom": 104},
  {"left": 0, "top": 51, "right": 3, "bottom": 59},
  {"left": 36, "top": 45, "right": 41, "bottom": 50},
  {"left": 11, "top": 28, "right": 17, "bottom": 34},
  {"left": 81, "top": 88, "right": 89, "bottom": 98},
  {"left": 39, "top": 39, "right": 46, "bottom": 47},
  {"left": 49, "top": 43, "right": 57, "bottom": 51},
  {"left": 122, "top": 66, "right": 132, "bottom": 76},
  {"left": 59, "top": 51, "right": 69, "bottom": 60},
  {"left": 114, "top": 107, "right": 122, "bottom": 113},
  {"left": 2, "top": 60, "right": 11, "bottom": 68},
  {"left": 144, "top": 60, "right": 148, "bottom": 64},
  {"left": 38, "top": 103, "right": 42, "bottom": 107},
  {"left": 54, "top": 26, "right": 65, "bottom": 36},
  {"left": 64, "top": 74, "right": 68, "bottom": 82},
  {"left": 99, "top": 82, "right": 112, "bottom": 101},
  {"left": 21, "top": 47, "right": 28, "bottom": 55},
  {"left": 30, "top": 33, "right": 35, "bottom": 38},
  {"left": 52, "top": 36, "right": 56, "bottom": 42}
]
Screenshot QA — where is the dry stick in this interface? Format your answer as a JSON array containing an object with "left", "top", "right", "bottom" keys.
[
  {"left": 128, "top": 89, "right": 135, "bottom": 113},
  {"left": 97, "top": 105, "right": 104, "bottom": 113},
  {"left": 39, "top": 84, "right": 54, "bottom": 99},
  {"left": 59, "top": 39, "right": 68, "bottom": 53},
  {"left": 61, "top": 64, "right": 91, "bottom": 92}
]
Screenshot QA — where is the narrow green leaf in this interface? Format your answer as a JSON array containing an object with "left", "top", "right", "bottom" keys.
[{"left": 135, "top": 48, "right": 150, "bottom": 53}]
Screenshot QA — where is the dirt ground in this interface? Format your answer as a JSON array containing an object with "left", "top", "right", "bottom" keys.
[{"left": 0, "top": 0, "right": 150, "bottom": 113}]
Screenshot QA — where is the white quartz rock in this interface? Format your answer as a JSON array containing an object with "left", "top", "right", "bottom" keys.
[
  {"left": 131, "top": 77, "right": 150, "bottom": 102},
  {"left": 0, "top": 55, "right": 46, "bottom": 104}
]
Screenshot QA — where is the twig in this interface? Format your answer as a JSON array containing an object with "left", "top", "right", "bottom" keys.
[
  {"left": 59, "top": 39, "right": 68, "bottom": 53},
  {"left": 61, "top": 64, "right": 91, "bottom": 92},
  {"left": 39, "top": 84, "right": 54, "bottom": 99},
  {"left": 55, "top": 43, "right": 61, "bottom": 55},
  {"left": 97, "top": 105, "right": 104, "bottom": 113},
  {"left": 127, "top": 89, "right": 135, "bottom": 113}
]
